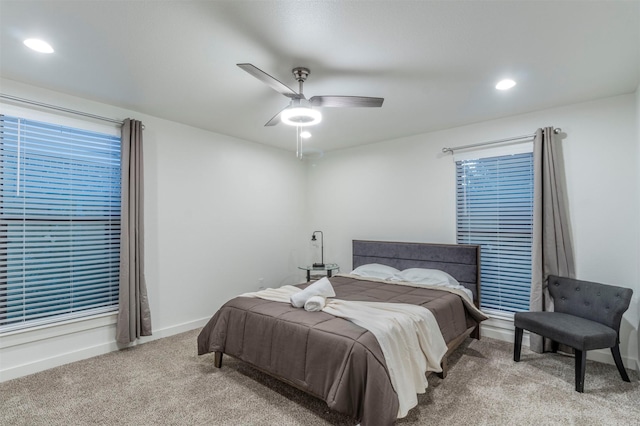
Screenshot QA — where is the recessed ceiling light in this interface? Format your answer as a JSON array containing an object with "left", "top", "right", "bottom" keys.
[
  {"left": 23, "top": 38, "right": 54, "bottom": 54},
  {"left": 299, "top": 131, "right": 312, "bottom": 139},
  {"left": 495, "top": 79, "right": 516, "bottom": 90}
]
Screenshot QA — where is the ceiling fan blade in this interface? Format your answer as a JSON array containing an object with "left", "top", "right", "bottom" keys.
[
  {"left": 237, "top": 63, "right": 298, "bottom": 99},
  {"left": 264, "top": 105, "right": 289, "bottom": 126},
  {"left": 309, "top": 96, "right": 384, "bottom": 108}
]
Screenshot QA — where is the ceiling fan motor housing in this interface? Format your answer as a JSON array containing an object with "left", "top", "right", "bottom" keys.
[{"left": 292, "top": 67, "right": 310, "bottom": 82}]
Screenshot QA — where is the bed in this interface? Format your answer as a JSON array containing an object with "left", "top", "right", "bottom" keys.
[{"left": 197, "top": 240, "right": 486, "bottom": 425}]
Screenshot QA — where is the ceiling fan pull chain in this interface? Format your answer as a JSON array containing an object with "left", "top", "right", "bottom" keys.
[{"left": 296, "top": 126, "right": 302, "bottom": 160}]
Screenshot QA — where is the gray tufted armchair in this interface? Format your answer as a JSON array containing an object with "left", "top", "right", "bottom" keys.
[{"left": 513, "top": 275, "right": 633, "bottom": 392}]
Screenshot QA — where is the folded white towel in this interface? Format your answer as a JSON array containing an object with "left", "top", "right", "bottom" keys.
[
  {"left": 304, "top": 295, "right": 326, "bottom": 312},
  {"left": 290, "top": 277, "right": 336, "bottom": 308}
]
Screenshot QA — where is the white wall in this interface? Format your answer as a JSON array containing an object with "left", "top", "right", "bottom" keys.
[
  {"left": 0, "top": 79, "right": 308, "bottom": 381},
  {"left": 307, "top": 93, "right": 640, "bottom": 369}
]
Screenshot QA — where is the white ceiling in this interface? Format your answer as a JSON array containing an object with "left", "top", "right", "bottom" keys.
[{"left": 1, "top": 1, "right": 639, "bottom": 154}]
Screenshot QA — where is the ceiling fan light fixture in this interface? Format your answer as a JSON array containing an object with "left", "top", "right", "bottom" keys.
[{"left": 281, "top": 106, "right": 322, "bottom": 127}]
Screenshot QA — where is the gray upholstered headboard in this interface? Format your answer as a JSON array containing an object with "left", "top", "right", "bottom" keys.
[{"left": 352, "top": 240, "right": 481, "bottom": 307}]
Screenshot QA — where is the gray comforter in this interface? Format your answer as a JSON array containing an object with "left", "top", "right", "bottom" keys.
[{"left": 197, "top": 275, "right": 482, "bottom": 425}]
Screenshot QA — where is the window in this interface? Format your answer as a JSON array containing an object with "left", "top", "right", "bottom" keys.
[
  {"left": 0, "top": 115, "right": 121, "bottom": 332},
  {"left": 456, "top": 150, "right": 534, "bottom": 315}
]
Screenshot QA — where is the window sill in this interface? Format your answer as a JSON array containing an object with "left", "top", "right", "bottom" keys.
[{"left": 0, "top": 312, "right": 118, "bottom": 349}]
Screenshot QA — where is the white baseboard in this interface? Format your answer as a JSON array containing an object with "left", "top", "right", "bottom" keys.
[
  {"left": 0, "top": 335, "right": 119, "bottom": 383},
  {"left": 0, "top": 317, "right": 210, "bottom": 383},
  {"left": 481, "top": 318, "right": 530, "bottom": 347},
  {"left": 128, "top": 317, "right": 211, "bottom": 347}
]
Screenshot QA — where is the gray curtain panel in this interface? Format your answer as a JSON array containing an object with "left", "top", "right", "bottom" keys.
[
  {"left": 116, "top": 118, "right": 152, "bottom": 344},
  {"left": 529, "top": 127, "right": 575, "bottom": 353}
]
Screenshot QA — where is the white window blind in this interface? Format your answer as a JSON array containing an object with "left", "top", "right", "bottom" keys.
[
  {"left": 456, "top": 151, "right": 534, "bottom": 314},
  {"left": 0, "top": 115, "right": 121, "bottom": 332}
]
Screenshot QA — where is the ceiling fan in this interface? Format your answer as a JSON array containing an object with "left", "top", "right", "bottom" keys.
[{"left": 237, "top": 63, "right": 384, "bottom": 127}]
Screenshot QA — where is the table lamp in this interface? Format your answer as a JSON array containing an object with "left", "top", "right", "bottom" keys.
[{"left": 311, "top": 231, "right": 324, "bottom": 268}]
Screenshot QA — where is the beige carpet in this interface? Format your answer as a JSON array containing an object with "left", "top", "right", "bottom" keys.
[{"left": 2, "top": 329, "right": 639, "bottom": 425}]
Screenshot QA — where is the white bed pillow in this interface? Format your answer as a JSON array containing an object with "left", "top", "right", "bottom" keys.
[
  {"left": 391, "top": 268, "right": 456, "bottom": 285},
  {"left": 350, "top": 263, "right": 400, "bottom": 280},
  {"left": 391, "top": 268, "right": 473, "bottom": 299}
]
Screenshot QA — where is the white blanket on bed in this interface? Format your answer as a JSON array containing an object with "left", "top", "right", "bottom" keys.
[{"left": 240, "top": 285, "right": 448, "bottom": 418}]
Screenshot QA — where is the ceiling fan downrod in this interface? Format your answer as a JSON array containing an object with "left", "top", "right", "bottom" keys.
[{"left": 292, "top": 67, "right": 310, "bottom": 96}]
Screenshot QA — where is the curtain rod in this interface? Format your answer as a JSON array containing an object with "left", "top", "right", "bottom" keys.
[
  {"left": 0, "top": 93, "right": 126, "bottom": 126},
  {"left": 442, "top": 128, "right": 561, "bottom": 154}
]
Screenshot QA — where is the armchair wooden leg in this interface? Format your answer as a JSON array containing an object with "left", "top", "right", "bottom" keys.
[
  {"left": 514, "top": 327, "right": 523, "bottom": 362},
  {"left": 611, "top": 344, "right": 630, "bottom": 382},
  {"left": 575, "top": 349, "right": 586, "bottom": 393},
  {"left": 551, "top": 340, "right": 559, "bottom": 353},
  {"left": 214, "top": 351, "right": 223, "bottom": 368}
]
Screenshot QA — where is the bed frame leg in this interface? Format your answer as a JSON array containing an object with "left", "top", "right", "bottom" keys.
[
  {"left": 437, "top": 356, "right": 448, "bottom": 379},
  {"left": 471, "top": 325, "right": 481, "bottom": 340},
  {"left": 214, "top": 351, "right": 223, "bottom": 368}
]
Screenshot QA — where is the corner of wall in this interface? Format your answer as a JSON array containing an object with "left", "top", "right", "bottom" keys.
[{"left": 637, "top": 83, "right": 640, "bottom": 372}]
